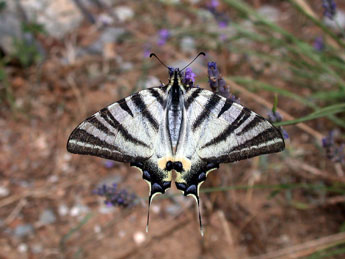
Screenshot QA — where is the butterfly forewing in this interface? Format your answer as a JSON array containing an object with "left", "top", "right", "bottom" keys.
[{"left": 67, "top": 87, "right": 165, "bottom": 162}]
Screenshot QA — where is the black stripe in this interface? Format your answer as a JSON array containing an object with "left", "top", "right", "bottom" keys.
[
  {"left": 217, "top": 99, "right": 233, "bottom": 118},
  {"left": 131, "top": 93, "right": 159, "bottom": 130},
  {"left": 118, "top": 99, "right": 134, "bottom": 117},
  {"left": 86, "top": 116, "right": 116, "bottom": 136},
  {"left": 99, "top": 108, "right": 150, "bottom": 147},
  {"left": 202, "top": 108, "right": 250, "bottom": 148},
  {"left": 68, "top": 129, "right": 120, "bottom": 153},
  {"left": 193, "top": 93, "right": 221, "bottom": 131},
  {"left": 185, "top": 88, "right": 202, "bottom": 109},
  {"left": 236, "top": 115, "right": 262, "bottom": 136},
  {"left": 149, "top": 88, "right": 164, "bottom": 106},
  {"left": 231, "top": 128, "right": 281, "bottom": 153}
]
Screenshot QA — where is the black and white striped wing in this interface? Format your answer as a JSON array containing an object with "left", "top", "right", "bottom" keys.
[
  {"left": 194, "top": 89, "right": 285, "bottom": 163},
  {"left": 67, "top": 87, "right": 166, "bottom": 163},
  {"left": 174, "top": 88, "right": 284, "bottom": 199}
]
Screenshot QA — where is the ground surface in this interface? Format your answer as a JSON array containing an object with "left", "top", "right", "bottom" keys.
[{"left": 0, "top": 1, "right": 345, "bottom": 258}]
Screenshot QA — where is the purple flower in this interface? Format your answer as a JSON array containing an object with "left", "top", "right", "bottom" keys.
[
  {"left": 94, "top": 183, "right": 137, "bottom": 208},
  {"left": 322, "top": 0, "right": 336, "bottom": 20},
  {"left": 322, "top": 130, "right": 344, "bottom": 164},
  {"left": 267, "top": 111, "right": 289, "bottom": 139},
  {"left": 183, "top": 68, "right": 196, "bottom": 85},
  {"left": 144, "top": 44, "right": 152, "bottom": 58},
  {"left": 103, "top": 160, "right": 115, "bottom": 169},
  {"left": 207, "top": 0, "right": 219, "bottom": 10},
  {"left": 268, "top": 111, "right": 283, "bottom": 123},
  {"left": 313, "top": 36, "right": 325, "bottom": 51},
  {"left": 207, "top": 61, "right": 236, "bottom": 100},
  {"left": 157, "top": 29, "right": 170, "bottom": 46}
]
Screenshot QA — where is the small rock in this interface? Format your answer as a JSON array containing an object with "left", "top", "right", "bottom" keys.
[
  {"left": 21, "top": 0, "right": 83, "bottom": 39},
  {"left": 118, "top": 230, "right": 126, "bottom": 238},
  {"left": 70, "top": 203, "right": 89, "bottom": 217},
  {"left": 165, "top": 204, "right": 182, "bottom": 216},
  {"left": 31, "top": 243, "right": 43, "bottom": 254},
  {"left": 137, "top": 76, "right": 161, "bottom": 89},
  {"left": 18, "top": 243, "right": 28, "bottom": 253},
  {"left": 101, "top": 27, "right": 127, "bottom": 44},
  {"left": 14, "top": 224, "right": 34, "bottom": 238},
  {"left": 180, "top": 36, "right": 196, "bottom": 54},
  {"left": 87, "top": 27, "right": 127, "bottom": 55},
  {"left": 0, "top": 186, "right": 9, "bottom": 197},
  {"left": 133, "top": 231, "right": 146, "bottom": 245},
  {"left": 257, "top": 5, "right": 280, "bottom": 22},
  {"left": 94, "top": 224, "right": 101, "bottom": 233},
  {"left": 151, "top": 204, "right": 161, "bottom": 214},
  {"left": 98, "top": 203, "right": 114, "bottom": 214},
  {"left": 39, "top": 209, "right": 56, "bottom": 225},
  {"left": 48, "top": 175, "right": 59, "bottom": 183},
  {"left": 324, "top": 10, "right": 345, "bottom": 30},
  {"left": 113, "top": 6, "right": 134, "bottom": 22},
  {"left": 58, "top": 204, "right": 69, "bottom": 217}
]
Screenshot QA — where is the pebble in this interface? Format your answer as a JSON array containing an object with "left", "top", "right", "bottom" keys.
[
  {"left": 39, "top": 209, "right": 56, "bottom": 225},
  {"left": 133, "top": 231, "right": 146, "bottom": 245},
  {"left": 87, "top": 27, "right": 127, "bottom": 55},
  {"left": 180, "top": 36, "right": 196, "bottom": 54},
  {"left": 0, "top": 186, "right": 9, "bottom": 197},
  {"left": 165, "top": 204, "right": 182, "bottom": 216},
  {"left": 137, "top": 76, "right": 161, "bottom": 89},
  {"left": 257, "top": 5, "right": 280, "bottom": 22},
  {"left": 94, "top": 224, "right": 101, "bottom": 233},
  {"left": 113, "top": 6, "right": 134, "bottom": 22},
  {"left": 14, "top": 224, "right": 34, "bottom": 238},
  {"left": 58, "top": 204, "right": 69, "bottom": 217},
  {"left": 21, "top": 0, "right": 83, "bottom": 39},
  {"left": 31, "top": 243, "right": 43, "bottom": 254},
  {"left": 70, "top": 203, "right": 89, "bottom": 217},
  {"left": 18, "top": 243, "right": 28, "bottom": 253}
]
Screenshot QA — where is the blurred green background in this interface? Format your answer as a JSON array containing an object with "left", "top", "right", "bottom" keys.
[{"left": 1, "top": 0, "right": 345, "bottom": 258}]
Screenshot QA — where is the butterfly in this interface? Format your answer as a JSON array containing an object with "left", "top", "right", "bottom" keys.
[{"left": 67, "top": 53, "right": 285, "bottom": 235}]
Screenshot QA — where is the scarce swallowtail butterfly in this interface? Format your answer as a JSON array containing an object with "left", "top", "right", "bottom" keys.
[{"left": 67, "top": 53, "right": 285, "bottom": 235}]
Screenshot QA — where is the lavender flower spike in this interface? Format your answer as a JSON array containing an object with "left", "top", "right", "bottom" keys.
[
  {"left": 322, "top": 0, "right": 337, "bottom": 20},
  {"left": 157, "top": 29, "right": 170, "bottom": 46},
  {"left": 184, "top": 67, "right": 196, "bottom": 86},
  {"left": 94, "top": 183, "right": 137, "bottom": 208}
]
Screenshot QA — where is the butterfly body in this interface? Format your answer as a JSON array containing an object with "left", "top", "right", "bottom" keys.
[{"left": 67, "top": 67, "right": 285, "bottom": 234}]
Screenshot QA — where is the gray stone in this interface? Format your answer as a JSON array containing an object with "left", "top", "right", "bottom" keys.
[
  {"left": 14, "top": 224, "right": 34, "bottom": 238},
  {"left": 0, "top": 186, "right": 9, "bottom": 197},
  {"left": 39, "top": 209, "right": 56, "bottom": 225},
  {"left": 257, "top": 5, "right": 280, "bottom": 22},
  {"left": 0, "top": 3, "right": 22, "bottom": 54},
  {"left": 113, "top": 6, "right": 134, "bottom": 22},
  {"left": 31, "top": 243, "right": 43, "bottom": 254},
  {"left": 165, "top": 204, "right": 182, "bottom": 216},
  {"left": 180, "top": 36, "right": 196, "bottom": 54},
  {"left": 87, "top": 27, "right": 127, "bottom": 55},
  {"left": 20, "top": 0, "right": 83, "bottom": 39}
]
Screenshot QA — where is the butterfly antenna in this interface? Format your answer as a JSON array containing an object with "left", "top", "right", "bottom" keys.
[
  {"left": 149, "top": 53, "right": 169, "bottom": 69},
  {"left": 180, "top": 52, "right": 206, "bottom": 72}
]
